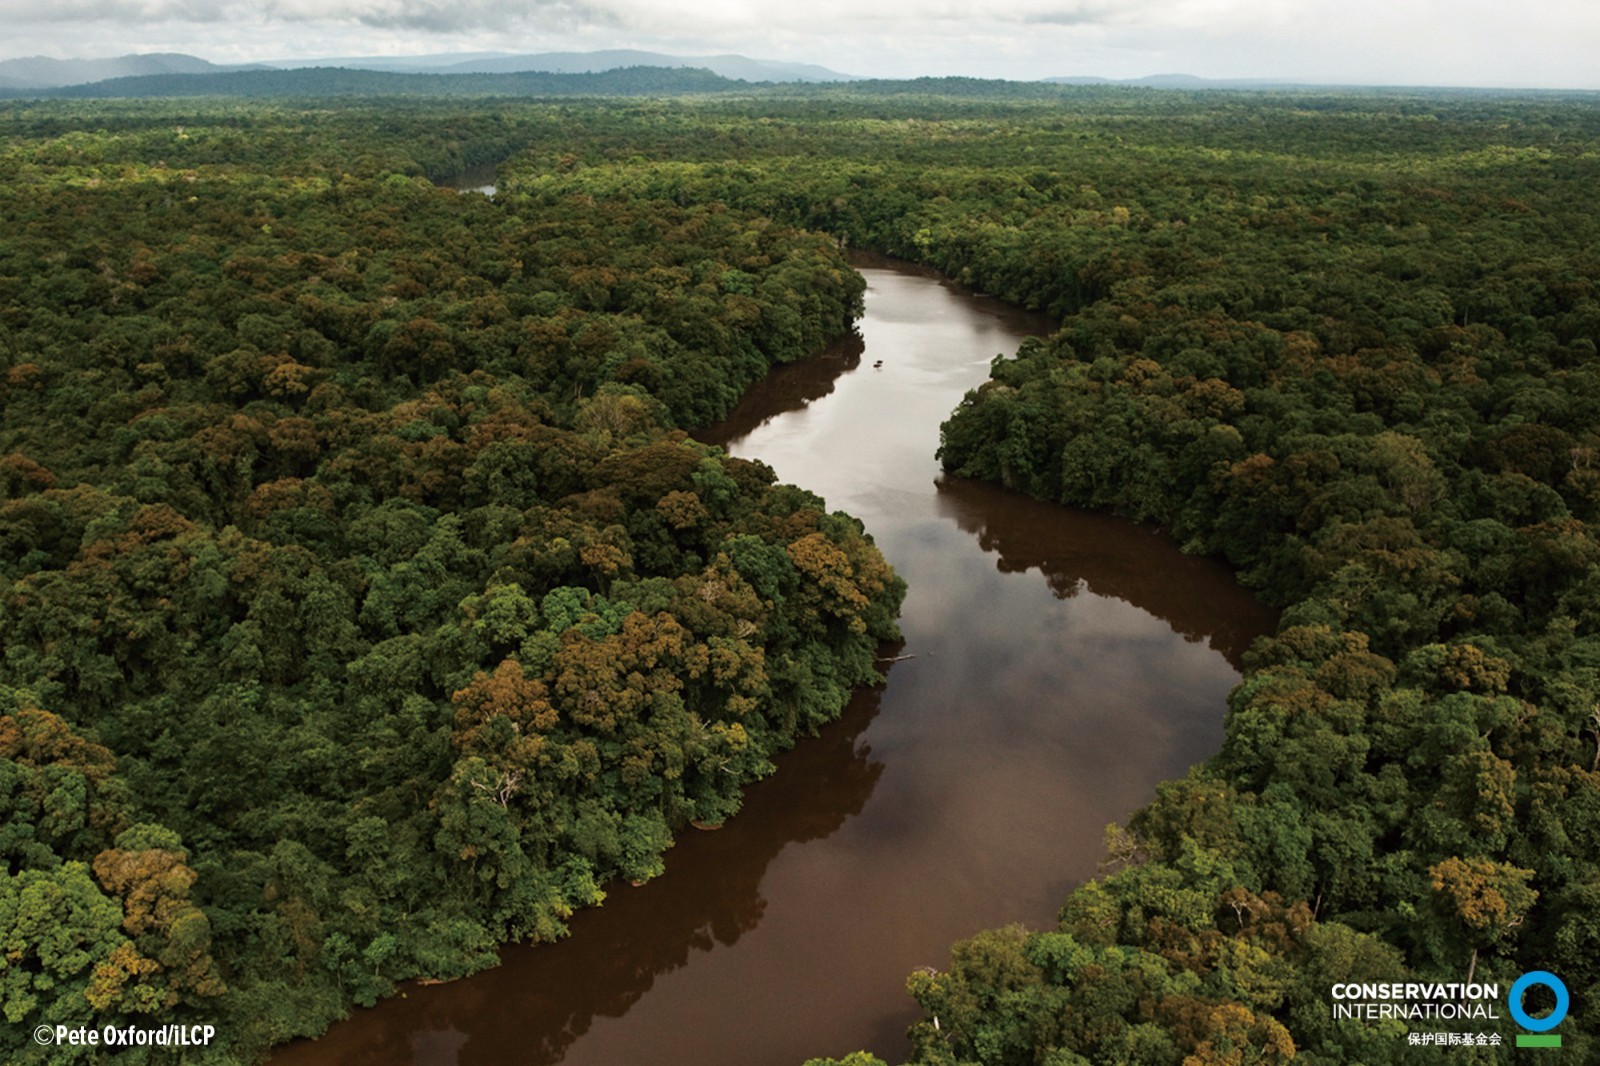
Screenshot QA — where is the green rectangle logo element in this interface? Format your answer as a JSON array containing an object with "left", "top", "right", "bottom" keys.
[{"left": 1516, "top": 1034, "right": 1562, "bottom": 1048}]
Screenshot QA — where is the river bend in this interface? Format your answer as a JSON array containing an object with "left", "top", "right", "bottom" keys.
[{"left": 272, "top": 253, "right": 1276, "bottom": 1066}]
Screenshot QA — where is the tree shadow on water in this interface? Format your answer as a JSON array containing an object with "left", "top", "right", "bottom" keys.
[
  {"left": 271, "top": 679, "right": 890, "bottom": 1066},
  {"left": 933, "top": 475, "right": 1279, "bottom": 669},
  {"left": 693, "top": 331, "right": 864, "bottom": 449}
]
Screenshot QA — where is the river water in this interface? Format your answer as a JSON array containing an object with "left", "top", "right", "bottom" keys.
[
  {"left": 443, "top": 163, "right": 498, "bottom": 195},
  {"left": 272, "top": 254, "right": 1276, "bottom": 1066}
]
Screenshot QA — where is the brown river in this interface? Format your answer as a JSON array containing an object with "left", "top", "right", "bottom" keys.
[{"left": 272, "top": 253, "right": 1277, "bottom": 1066}]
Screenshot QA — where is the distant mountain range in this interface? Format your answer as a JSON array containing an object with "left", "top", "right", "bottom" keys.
[
  {"left": 0, "top": 50, "right": 857, "bottom": 92},
  {"left": 8, "top": 51, "right": 1565, "bottom": 100},
  {"left": 0, "top": 52, "right": 264, "bottom": 89},
  {"left": 0, "top": 51, "right": 1335, "bottom": 96},
  {"left": 265, "top": 50, "right": 860, "bottom": 83},
  {"left": 0, "top": 66, "right": 747, "bottom": 100},
  {"left": 1043, "top": 73, "right": 1318, "bottom": 90}
]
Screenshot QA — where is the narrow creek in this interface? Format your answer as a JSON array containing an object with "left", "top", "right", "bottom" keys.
[{"left": 272, "top": 252, "right": 1277, "bottom": 1066}]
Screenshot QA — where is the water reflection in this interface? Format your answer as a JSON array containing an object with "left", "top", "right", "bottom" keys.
[
  {"left": 932, "top": 477, "right": 1277, "bottom": 671},
  {"left": 274, "top": 684, "right": 888, "bottom": 1066},
  {"left": 440, "top": 163, "right": 498, "bottom": 196},
  {"left": 701, "top": 331, "right": 864, "bottom": 444}
]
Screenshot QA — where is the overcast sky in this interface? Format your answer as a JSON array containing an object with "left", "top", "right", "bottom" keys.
[{"left": 2, "top": 0, "right": 1596, "bottom": 88}]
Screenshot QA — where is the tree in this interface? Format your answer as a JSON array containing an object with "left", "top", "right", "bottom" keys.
[
  {"left": 1428, "top": 856, "right": 1537, "bottom": 985},
  {"left": 91, "top": 825, "right": 226, "bottom": 1009}
]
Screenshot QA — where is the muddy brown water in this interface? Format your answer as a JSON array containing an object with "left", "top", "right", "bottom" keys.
[{"left": 272, "top": 253, "right": 1277, "bottom": 1066}]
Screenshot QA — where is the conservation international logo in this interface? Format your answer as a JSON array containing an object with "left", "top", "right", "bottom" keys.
[
  {"left": 1507, "top": 971, "right": 1568, "bottom": 1050},
  {"left": 1329, "top": 969, "right": 1572, "bottom": 1051}
]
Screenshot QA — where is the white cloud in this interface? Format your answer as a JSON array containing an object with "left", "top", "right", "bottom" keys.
[
  {"left": 1, "top": 0, "right": 1596, "bottom": 88},
  {"left": 5, "top": 0, "right": 231, "bottom": 22},
  {"left": 272, "top": 0, "right": 620, "bottom": 33}
]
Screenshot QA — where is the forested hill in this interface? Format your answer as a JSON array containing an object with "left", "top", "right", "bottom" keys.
[{"left": 0, "top": 65, "right": 745, "bottom": 100}]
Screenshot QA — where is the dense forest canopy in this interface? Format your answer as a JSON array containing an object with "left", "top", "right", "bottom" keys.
[
  {"left": 2, "top": 87, "right": 1598, "bottom": 1063},
  {"left": 0, "top": 96, "right": 900, "bottom": 1062}
]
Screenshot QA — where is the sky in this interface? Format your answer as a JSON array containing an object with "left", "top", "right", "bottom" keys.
[{"left": 2, "top": 0, "right": 1596, "bottom": 89}]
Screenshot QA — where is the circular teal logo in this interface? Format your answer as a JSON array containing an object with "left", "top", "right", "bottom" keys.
[{"left": 1508, "top": 971, "right": 1569, "bottom": 1033}]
